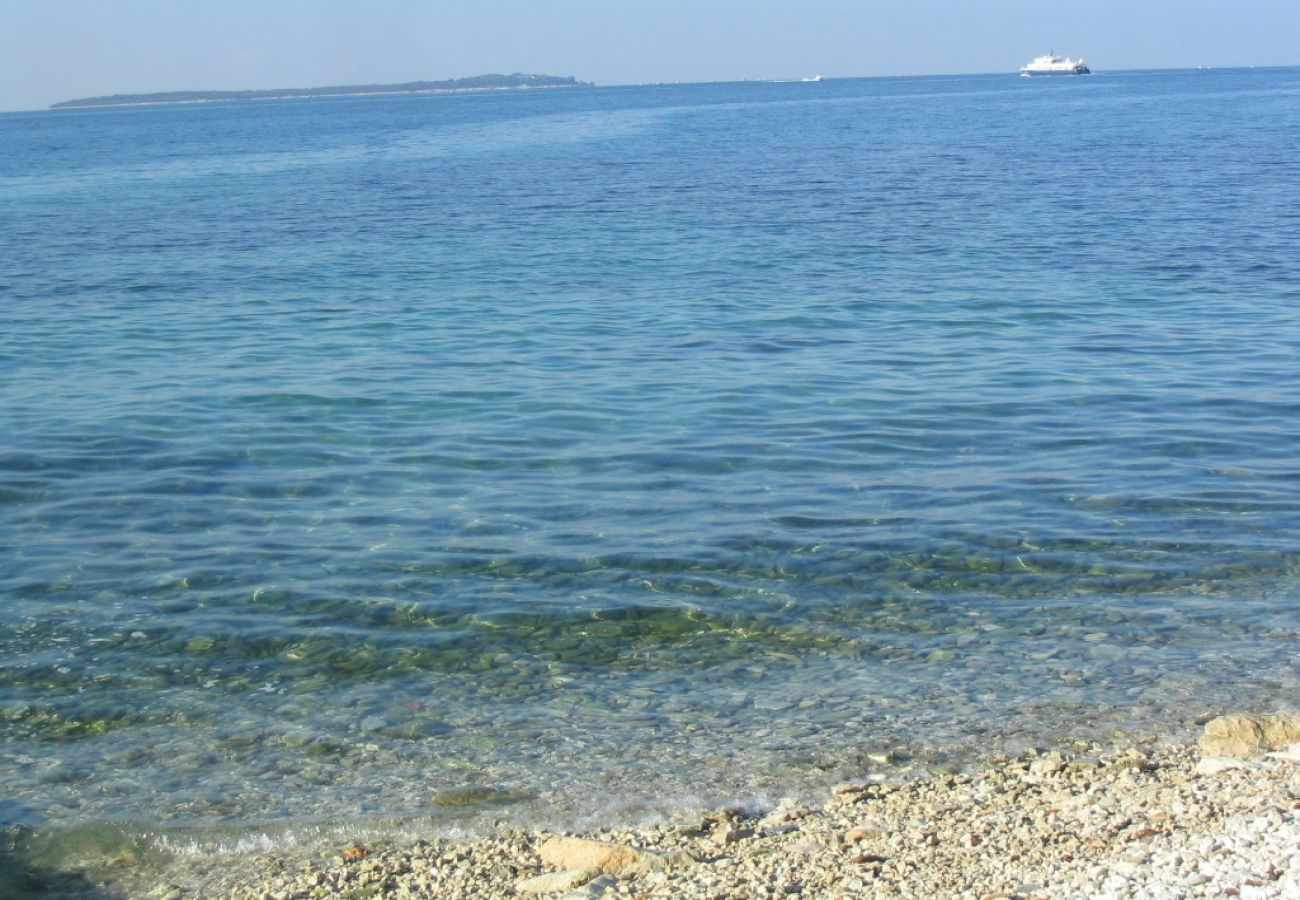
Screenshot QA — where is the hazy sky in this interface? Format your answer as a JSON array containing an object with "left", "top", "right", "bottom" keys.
[{"left": 2, "top": 0, "right": 1298, "bottom": 111}]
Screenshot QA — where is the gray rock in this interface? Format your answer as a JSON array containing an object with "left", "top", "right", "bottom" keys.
[
  {"left": 516, "top": 867, "right": 602, "bottom": 895},
  {"left": 559, "top": 873, "right": 619, "bottom": 898}
]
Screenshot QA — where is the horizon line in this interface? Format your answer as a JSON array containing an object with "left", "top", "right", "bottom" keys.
[{"left": 7, "top": 62, "right": 1298, "bottom": 115}]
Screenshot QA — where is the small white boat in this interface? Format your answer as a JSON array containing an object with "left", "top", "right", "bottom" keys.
[
  {"left": 1020, "top": 52, "right": 1090, "bottom": 76},
  {"left": 803, "top": 74, "right": 826, "bottom": 82}
]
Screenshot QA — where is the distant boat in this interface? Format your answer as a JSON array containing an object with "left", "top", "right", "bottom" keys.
[
  {"left": 1020, "top": 52, "right": 1091, "bottom": 76},
  {"left": 803, "top": 74, "right": 826, "bottom": 82}
]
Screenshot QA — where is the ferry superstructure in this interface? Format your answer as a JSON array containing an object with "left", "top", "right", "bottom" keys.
[{"left": 1020, "top": 53, "right": 1091, "bottom": 76}]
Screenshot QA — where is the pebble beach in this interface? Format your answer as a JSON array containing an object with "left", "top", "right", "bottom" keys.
[{"left": 47, "top": 712, "right": 1293, "bottom": 899}]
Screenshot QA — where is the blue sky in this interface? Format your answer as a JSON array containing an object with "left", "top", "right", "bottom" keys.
[{"left": 2, "top": 0, "right": 1297, "bottom": 111}]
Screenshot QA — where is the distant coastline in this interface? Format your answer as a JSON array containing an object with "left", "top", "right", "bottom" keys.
[{"left": 50, "top": 73, "right": 591, "bottom": 109}]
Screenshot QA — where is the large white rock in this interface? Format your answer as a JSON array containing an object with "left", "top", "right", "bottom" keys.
[
  {"left": 538, "top": 836, "right": 643, "bottom": 875},
  {"left": 1198, "top": 713, "right": 1300, "bottom": 757}
]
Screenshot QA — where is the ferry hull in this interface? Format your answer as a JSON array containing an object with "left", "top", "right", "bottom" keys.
[{"left": 1020, "top": 67, "right": 1091, "bottom": 76}]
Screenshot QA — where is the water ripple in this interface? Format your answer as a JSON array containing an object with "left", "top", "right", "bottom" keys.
[{"left": 3, "top": 69, "right": 1300, "bottom": 857}]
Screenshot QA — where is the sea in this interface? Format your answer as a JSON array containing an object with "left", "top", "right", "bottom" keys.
[{"left": 3, "top": 68, "right": 1300, "bottom": 886}]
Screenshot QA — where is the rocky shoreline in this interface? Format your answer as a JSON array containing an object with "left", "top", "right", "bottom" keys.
[{"left": 95, "top": 713, "right": 1300, "bottom": 899}]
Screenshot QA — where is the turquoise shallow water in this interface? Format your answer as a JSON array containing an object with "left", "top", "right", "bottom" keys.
[{"left": 3, "top": 69, "right": 1300, "bottom": 872}]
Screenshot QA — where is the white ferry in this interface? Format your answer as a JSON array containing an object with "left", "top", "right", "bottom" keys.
[{"left": 1020, "top": 53, "right": 1091, "bottom": 76}]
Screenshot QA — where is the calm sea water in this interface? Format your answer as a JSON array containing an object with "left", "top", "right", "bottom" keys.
[{"left": 4, "top": 69, "right": 1300, "bottom": 877}]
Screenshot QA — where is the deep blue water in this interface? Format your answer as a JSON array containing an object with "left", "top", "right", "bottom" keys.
[{"left": 3, "top": 69, "right": 1300, "bottom": 871}]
